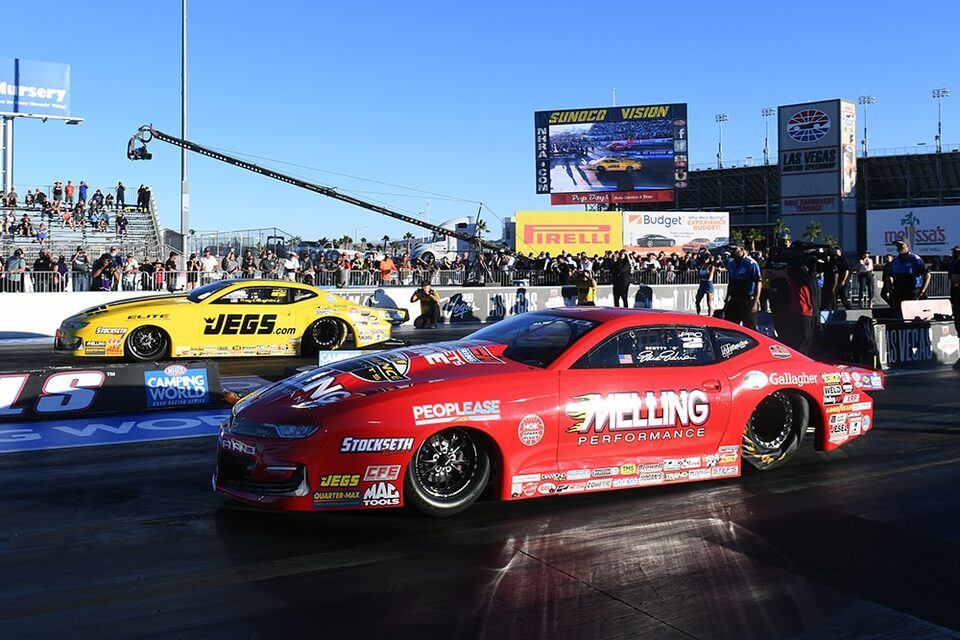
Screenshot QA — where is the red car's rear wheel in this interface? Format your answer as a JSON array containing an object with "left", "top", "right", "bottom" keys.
[{"left": 742, "top": 391, "right": 808, "bottom": 471}]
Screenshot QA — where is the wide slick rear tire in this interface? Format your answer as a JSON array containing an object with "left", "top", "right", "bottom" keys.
[
  {"left": 405, "top": 428, "right": 490, "bottom": 517},
  {"left": 742, "top": 391, "right": 808, "bottom": 471}
]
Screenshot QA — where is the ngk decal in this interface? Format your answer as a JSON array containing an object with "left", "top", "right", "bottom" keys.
[
  {"left": 362, "top": 482, "right": 400, "bottom": 506},
  {"left": 363, "top": 464, "right": 401, "bottom": 482},
  {"left": 518, "top": 414, "right": 545, "bottom": 446}
]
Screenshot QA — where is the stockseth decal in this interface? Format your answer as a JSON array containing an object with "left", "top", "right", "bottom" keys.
[
  {"left": 412, "top": 400, "right": 500, "bottom": 426},
  {"left": 339, "top": 437, "right": 414, "bottom": 453},
  {"left": 518, "top": 414, "right": 545, "bottom": 446},
  {"left": 362, "top": 482, "right": 400, "bottom": 506}
]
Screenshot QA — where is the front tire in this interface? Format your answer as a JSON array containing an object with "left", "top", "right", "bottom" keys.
[
  {"left": 742, "top": 391, "right": 808, "bottom": 471},
  {"left": 304, "top": 317, "right": 348, "bottom": 352},
  {"left": 125, "top": 325, "right": 169, "bottom": 361},
  {"left": 405, "top": 428, "right": 490, "bottom": 517}
]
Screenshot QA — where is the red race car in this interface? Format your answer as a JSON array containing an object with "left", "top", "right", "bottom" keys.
[{"left": 215, "top": 308, "right": 883, "bottom": 516}]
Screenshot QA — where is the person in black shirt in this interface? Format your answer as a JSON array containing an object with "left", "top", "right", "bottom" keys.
[
  {"left": 164, "top": 251, "right": 179, "bottom": 292},
  {"left": 611, "top": 250, "right": 632, "bottom": 307},
  {"left": 833, "top": 247, "right": 852, "bottom": 310},
  {"left": 949, "top": 245, "right": 960, "bottom": 370}
]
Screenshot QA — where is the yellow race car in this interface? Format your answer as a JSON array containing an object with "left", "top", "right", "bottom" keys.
[
  {"left": 589, "top": 156, "right": 643, "bottom": 173},
  {"left": 55, "top": 279, "right": 408, "bottom": 361}
]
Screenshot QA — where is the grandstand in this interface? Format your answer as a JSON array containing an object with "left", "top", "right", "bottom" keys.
[
  {"left": 1, "top": 187, "right": 163, "bottom": 260},
  {"left": 619, "top": 145, "right": 960, "bottom": 245}
]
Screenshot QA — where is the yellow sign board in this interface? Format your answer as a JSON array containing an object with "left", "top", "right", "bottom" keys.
[{"left": 515, "top": 211, "right": 623, "bottom": 255}]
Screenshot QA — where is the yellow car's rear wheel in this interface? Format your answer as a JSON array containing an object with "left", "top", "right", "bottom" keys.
[
  {"left": 125, "top": 325, "right": 169, "bottom": 362},
  {"left": 305, "top": 318, "right": 348, "bottom": 352}
]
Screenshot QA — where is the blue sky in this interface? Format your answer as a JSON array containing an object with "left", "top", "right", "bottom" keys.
[{"left": 4, "top": 0, "right": 958, "bottom": 243}]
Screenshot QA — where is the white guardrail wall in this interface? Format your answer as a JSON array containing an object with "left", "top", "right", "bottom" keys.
[{"left": 0, "top": 283, "right": 727, "bottom": 338}]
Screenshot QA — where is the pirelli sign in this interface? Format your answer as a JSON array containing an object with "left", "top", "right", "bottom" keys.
[{"left": 515, "top": 211, "right": 623, "bottom": 255}]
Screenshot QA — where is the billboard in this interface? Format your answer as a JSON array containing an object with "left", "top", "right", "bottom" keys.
[
  {"left": 534, "top": 103, "right": 688, "bottom": 206},
  {"left": 514, "top": 211, "right": 623, "bottom": 255},
  {"left": 778, "top": 99, "right": 857, "bottom": 250},
  {"left": 622, "top": 211, "right": 729, "bottom": 253},
  {"left": 0, "top": 58, "right": 71, "bottom": 118},
  {"left": 866, "top": 206, "right": 957, "bottom": 256}
]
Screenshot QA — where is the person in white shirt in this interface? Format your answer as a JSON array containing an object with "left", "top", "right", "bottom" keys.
[
  {"left": 857, "top": 251, "right": 875, "bottom": 308},
  {"left": 282, "top": 251, "right": 301, "bottom": 282},
  {"left": 123, "top": 254, "right": 140, "bottom": 291},
  {"left": 199, "top": 248, "right": 220, "bottom": 284}
]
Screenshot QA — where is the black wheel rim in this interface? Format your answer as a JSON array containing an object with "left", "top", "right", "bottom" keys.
[
  {"left": 414, "top": 429, "right": 478, "bottom": 500},
  {"left": 312, "top": 319, "right": 341, "bottom": 348},
  {"left": 748, "top": 393, "right": 793, "bottom": 450},
  {"left": 129, "top": 327, "right": 164, "bottom": 359}
]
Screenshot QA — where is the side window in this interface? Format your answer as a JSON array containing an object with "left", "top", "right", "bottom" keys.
[
  {"left": 573, "top": 326, "right": 715, "bottom": 369},
  {"left": 291, "top": 288, "right": 317, "bottom": 303},
  {"left": 711, "top": 327, "right": 758, "bottom": 360},
  {"left": 212, "top": 287, "right": 291, "bottom": 304}
]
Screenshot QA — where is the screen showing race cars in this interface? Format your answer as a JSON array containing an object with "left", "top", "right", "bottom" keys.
[{"left": 534, "top": 103, "right": 688, "bottom": 206}]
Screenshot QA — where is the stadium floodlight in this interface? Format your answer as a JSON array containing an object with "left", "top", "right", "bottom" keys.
[
  {"left": 715, "top": 113, "right": 729, "bottom": 169},
  {"left": 932, "top": 88, "right": 950, "bottom": 152},
  {"left": 858, "top": 96, "right": 876, "bottom": 156},
  {"left": 761, "top": 108, "right": 775, "bottom": 164}
]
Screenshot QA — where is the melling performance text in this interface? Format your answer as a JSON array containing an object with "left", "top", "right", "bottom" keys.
[{"left": 566, "top": 390, "right": 709, "bottom": 446}]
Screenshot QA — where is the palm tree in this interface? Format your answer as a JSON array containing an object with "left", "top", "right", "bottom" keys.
[
  {"left": 318, "top": 237, "right": 329, "bottom": 247},
  {"left": 475, "top": 220, "right": 488, "bottom": 238},
  {"left": 359, "top": 237, "right": 368, "bottom": 251},
  {"left": 730, "top": 229, "right": 744, "bottom": 246},
  {"left": 772, "top": 218, "right": 790, "bottom": 238},
  {"left": 382, "top": 234, "right": 390, "bottom": 251},
  {"left": 804, "top": 221, "right": 823, "bottom": 242},
  {"left": 403, "top": 232, "right": 416, "bottom": 254},
  {"left": 823, "top": 235, "right": 838, "bottom": 247},
  {"left": 338, "top": 234, "right": 352, "bottom": 248},
  {"left": 390, "top": 241, "right": 401, "bottom": 254},
  {"left": 746, "top": 228, "right": 764, "bottom": 251}
]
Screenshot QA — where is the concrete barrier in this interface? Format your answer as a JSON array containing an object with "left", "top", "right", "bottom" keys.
[{"left": 0, "top": 283, "right": 727, "bottom": 337}]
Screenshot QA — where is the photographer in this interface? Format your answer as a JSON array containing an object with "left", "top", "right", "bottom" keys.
[
  {"left": 91, "top": 254, "right": 119, "bottom": 291},
  {"left": 573, "top": 269, "right": 597, "bottom": 306},
  {"left": 411, "top": 283, "right": 441, "bottom": 328},
  {"left": 71, "top": 246, "right": 91, "bottom": 292}
]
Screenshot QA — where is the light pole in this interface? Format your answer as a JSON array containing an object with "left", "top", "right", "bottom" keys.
[
  {"left": 354, "top": 225, "right": 368, "bottom": 249},
  {"left": 761, "top": 108, "right": 774, "bottom": 165},
  {"left": 858, "top": 95, "right": 875, "bottom": 156},
  {"left": 933, "top": 88, "right": 950, "bottom": 153},
  {"left": 715, "top": 113, "right": 729, "bottom": 169}
]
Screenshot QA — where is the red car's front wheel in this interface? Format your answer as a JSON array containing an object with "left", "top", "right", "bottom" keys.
[{"left": 405, "top": 428, "right": 490, "bottom": 517}]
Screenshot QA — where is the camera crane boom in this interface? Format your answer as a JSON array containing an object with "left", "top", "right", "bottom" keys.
[{"left": 126, "top": 125, "right": 504, "bottom": 263}]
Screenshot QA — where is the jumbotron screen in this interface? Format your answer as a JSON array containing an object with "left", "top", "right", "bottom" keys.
[{"left": 534, "top": 103, "right": 688, "bottom": 205}]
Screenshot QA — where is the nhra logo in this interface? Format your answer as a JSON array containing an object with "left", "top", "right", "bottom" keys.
[
  {"left": 363, "top": 482, "right": 400, "bottom": 506},
  {"left": 786, "top": 109, "right": 831, "bottom": 143},
  {"left": 203, "top": 314, "right": 277, "bottom": 335}
]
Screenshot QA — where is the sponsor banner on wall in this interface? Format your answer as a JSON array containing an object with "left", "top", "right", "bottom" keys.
[
  {"left": 0, "top": 58, "right": 71, "bottom": 117},
  {"left": 623, "top": 211, "right": 729, "bottom": 253},
  {"left": 534, "top": 103, "right": 688, "bottom": 205},
  {"left": 875, "top": 321, "right": 959, "bottom": 370},
  {"left": 866, "top": 206, "right": 958, "bottom": 256},
  {"left": 0, "top": 361, "right": 222, "bottom": 423},
  {"left": 515, "top": 211, "right": 623, "bottom": 255}
]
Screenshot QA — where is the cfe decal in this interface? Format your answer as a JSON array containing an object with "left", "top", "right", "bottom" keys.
[{"left": 565, "top": 390, "right": 709, "bottom": 446}]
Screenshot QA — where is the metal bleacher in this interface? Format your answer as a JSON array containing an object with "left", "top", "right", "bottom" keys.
[{"left": 1, "top": 192, "right": 163, "bottom": 261}]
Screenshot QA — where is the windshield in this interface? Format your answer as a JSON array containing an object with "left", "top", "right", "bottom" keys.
[
  {"left": 467, "top": 313, "right": 599, "bottom": 368},
  {"left": 186, "top": 280, "right": 237, "bottom": 302}
]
